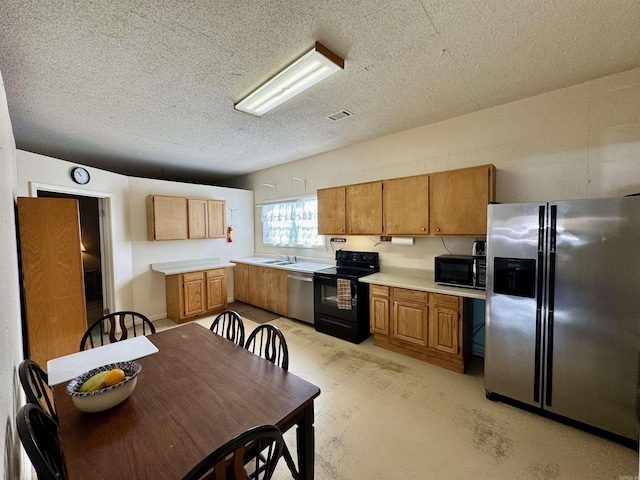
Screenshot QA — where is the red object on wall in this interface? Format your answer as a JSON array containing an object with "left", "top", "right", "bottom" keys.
[{"left": 227, "top": 225, "right": 233, "bottom": 243}]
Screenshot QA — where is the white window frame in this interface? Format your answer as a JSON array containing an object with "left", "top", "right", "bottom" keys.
[{"left": 259, "top": 196, "right": 324, "bottom": 248}]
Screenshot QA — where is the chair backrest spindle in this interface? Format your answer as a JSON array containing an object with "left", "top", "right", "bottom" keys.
[
  {"left": 244, "top": 325, "right": 289, "bottom": 371},
  {"left": 209, "top": 310, "right": 245, "bottom": 346}
]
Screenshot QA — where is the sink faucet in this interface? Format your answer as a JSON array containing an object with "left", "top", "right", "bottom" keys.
[{"left": 276, "top": 254, "right": 297, "bottom": 262}]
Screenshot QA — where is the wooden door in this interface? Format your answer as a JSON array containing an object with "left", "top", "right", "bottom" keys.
[
  {"left": 188, "top": 198, "right": 208, "bottom": 239},
  {"left": 248, "top": 265, "right": 268, "bottom": 310},
  {"left": 266, "top": 268, "right": 287, "bottom": 316},
  {"left": 345, "top": 181, "right": 383, "bottom": 234},
  {"left": 233, "top": 263, "right": 248, "bottom": 302},
  {"left": 370, "top": 287, "right": 390, "bottom": 335},
  {"left": 429, "top": 294, "right": 461, "bottom": 356},
  {"left": 17, "top": 197, "right": 87, "bottom": 366},
  {"left": 206, "top": 269, "right": 227, "bottom": 312},
  {"left": 147, "top": 195, "right": 188, "bottom": 240},
  {"left": 207, "top": 200, "right": 226, "bottom": 238},
  {"left": 391, "top": 288, "right": 428, "bottom": 347},
  {"left": 429, "top": 164, "right": 496, "bottom": 236},
  {"left": 383, "top": 175, "right": 429, "bottom": 235},
  {"left": 182, "top": 272, "right": 205, "bottom": 317},
  {"left": 317, "top": 187, "right": 346, "bottom": 235}
]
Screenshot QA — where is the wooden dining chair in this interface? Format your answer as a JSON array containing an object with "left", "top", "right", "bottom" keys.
[
  {"left": 79, "top": 311, "right": 156, "bottom": 351},
  {"left": 244, "top": 325, "right": 298, "bottom": 479},
  {"left": 182, "top": 424, "right": 284, "bottom": 480},
  {"left": 244, "top": 325, "right": 289, "bottom": 370},
  {"left": 209, "top": 310, "right": 245, "bottom": 346},
  {"left": 18, "top": 359, "right": 56, "bottom": 421},
  {"left": 17, "top": 403, "right": 67, "bottom": 480}
]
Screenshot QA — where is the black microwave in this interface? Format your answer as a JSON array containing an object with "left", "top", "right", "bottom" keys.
[{"left": 434, "top": 255, "right": 486, "bottom": 290}]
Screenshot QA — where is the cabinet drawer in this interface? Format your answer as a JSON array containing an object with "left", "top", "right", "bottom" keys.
[
  {"left": 431, "top": 293, "right": 460, "bottom": 309},
  {"left": 393, "top": 288, "right": 428, "bottom": 303},
  {"left": 183, "top": 271, "right": 204, "bottom": 282},
  {"left": 370, "top": 285, "right": 389, "bottom": 297},
  {"left": 205, "top": 268, "right": 225, "bottom": 278}
]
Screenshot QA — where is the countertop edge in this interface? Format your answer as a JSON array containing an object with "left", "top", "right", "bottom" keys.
[
  {"left": 151, "top": 262, "right": 235, "bottom": 275},
  {"left": 360, "top": 272, "right": 486, "bottom": 300}
]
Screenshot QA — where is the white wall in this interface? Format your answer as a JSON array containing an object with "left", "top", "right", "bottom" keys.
[
  {"left": 127, "top": 177, "right": 253, "bottom": 319},
  {"left": 16, "top": 153, "right": 255, "bottom": 320},
  {"left": 17, "top": 151, "right": 135, "bottom": 311},
  {"left": 0, "top": 72, "right": 28, "bottom": 478},
  {"left": 233, "top": 67, "right": 640, "bottom": 271}
]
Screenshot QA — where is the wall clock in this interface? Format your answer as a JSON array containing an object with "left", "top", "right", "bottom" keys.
[{"left": 71, "top": 167, "right": 90, "bottom": 185}]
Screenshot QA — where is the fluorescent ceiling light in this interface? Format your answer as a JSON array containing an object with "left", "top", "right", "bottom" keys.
[{"left": 235, "top": 42, "right": 344, "bottom": 117}]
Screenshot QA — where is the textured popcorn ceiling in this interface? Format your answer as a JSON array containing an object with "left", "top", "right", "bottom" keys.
[{"left": 1, "top": 0, "right": 639, "bottom": 183}]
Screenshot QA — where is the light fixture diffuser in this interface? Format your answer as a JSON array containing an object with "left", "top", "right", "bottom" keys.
[{"left": 235, "top": 42, "right": 344, "bottom": 117}]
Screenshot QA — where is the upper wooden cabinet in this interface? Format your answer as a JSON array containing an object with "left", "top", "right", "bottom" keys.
[
  {"left": 383, "top": 174, "right": 429, "bottom": 236},
  {"left": 147, "top": 195, "right": 226, "bottom": 240},
  {"left": 317, "top": 182, "right": 383, "bottom": 235},
  {"left": 317, "top": 187, "right": 346, "bottom": 235},
  {"left": 346, "top": 181, "right": 383, "bottom": 235},
  {"left": 147, "top": 195, "right": 188, "bottom": 240},
  {"left": 207, "top": 200, "right": 226, "bottom": 238},
  {"left": 188, "top": 198, "right": 208, "bottom": 239},
  {"left": 429, "top": 164, "right": 496, "bottom": 236},
  {"left": 317, "top": 164, "right": 495, "bottom": 237}
]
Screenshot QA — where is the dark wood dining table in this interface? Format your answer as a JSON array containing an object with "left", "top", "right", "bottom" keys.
[{"left": 53, "top": 322, "right": 321, "bottom": 479}]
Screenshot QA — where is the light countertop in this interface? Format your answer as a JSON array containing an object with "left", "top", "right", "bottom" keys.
[
  {"left": 360, "top": 270, "right": 486, "bottom": 300},
  {"left": 231, "top": 256, "right": 334, "bottom": 274},
  {"left": 151, "top": 258, "right": 235, "bottom": 275}
]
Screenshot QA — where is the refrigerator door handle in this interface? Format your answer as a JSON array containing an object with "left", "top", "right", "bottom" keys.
[
  {"left": 533, "top": 205, "right": 546, "bottom": 403},
  {"left": 545, "top": 205, "right": 557, "bottom": 407}
]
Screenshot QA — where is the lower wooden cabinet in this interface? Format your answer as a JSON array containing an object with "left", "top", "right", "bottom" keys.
[
  {"left": 370, "top": 285, "right": 390, "bottom": 335},
  {"left": 369, "top": 285, "right": 471, "bottom": 373},
  {"left": 233, "top": 263, "right": 287, "bottom": 317},
  {"left": 166, "top": 269, "right": 227, "bottom": 323}
]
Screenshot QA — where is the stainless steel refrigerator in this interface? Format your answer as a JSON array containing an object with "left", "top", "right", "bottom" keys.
[{"left": 485, "top": 196, "right": 640, "bottom": 441}]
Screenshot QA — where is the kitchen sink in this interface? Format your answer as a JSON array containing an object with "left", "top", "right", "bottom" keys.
[{"left": 263, "top": 260, "right": 297, "bottom": 266}]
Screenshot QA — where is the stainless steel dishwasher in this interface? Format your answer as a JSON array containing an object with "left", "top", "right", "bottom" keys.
[{"left": 287, "top": 271, "right": 315, "bottom": 324}]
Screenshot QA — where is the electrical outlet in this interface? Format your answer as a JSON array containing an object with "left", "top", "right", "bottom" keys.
[{"left": 330, "top": 237, "right": 346, "bottom": 242}]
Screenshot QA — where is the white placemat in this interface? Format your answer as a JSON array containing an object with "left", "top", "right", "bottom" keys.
[{"left": 47, "top": 336, "right": 159, "bottom": 386}]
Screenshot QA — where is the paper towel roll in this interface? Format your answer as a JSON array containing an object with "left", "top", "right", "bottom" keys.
[{"left": 391, "top": 237, "right": 414, "bottom": 246}]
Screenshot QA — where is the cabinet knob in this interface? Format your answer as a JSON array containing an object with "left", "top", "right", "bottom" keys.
[
  {"left": 421, "top": 227, "right": 426, "bottom": 231},
  {"left": 436, "top": 228, "right": 441, "bottom": 232}
]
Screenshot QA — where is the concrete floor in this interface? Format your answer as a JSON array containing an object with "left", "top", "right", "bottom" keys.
[{"left": 154, "top": 315, "right": 638, "bottom": 480}]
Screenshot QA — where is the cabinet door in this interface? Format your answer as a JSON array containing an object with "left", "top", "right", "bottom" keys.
[
  {"left": 206, "top": 269, "right": 227, "bottom": 312},
  {"left": 346, "top": 181, "right": 383, "bottom": 235},
  {"left": 383, "top": 175, "right": 429, "bottom": 235},
  {"left": 429, "top": 164, "right": 496, "bottom": 236},
  {"left": 429, "top": 294, "right": 461, "bottom": 356},
  {"left": 370, "top": 288, "right": 390, "bottom": 335},
  {"left": 182, "top": 273, "right": 205, "bottom": 317},
  {"left": 317, "top": 187, "right": 346, "bottom": 235},
  {"left": 188, "top": 198, "right": 208, "bottom": 239},
  {"left": 266, "top": 268, "right": 288, "bottom": 316},
  {"left": 248, "top": 265, "right": 268, "bottom": 310},
  {"left": 392, "top": 299, "right": 428, "bottom": 347},
  {"left": 147, "top": 195, "right": 188, "bottom": 240},
  {"left": 233, "top": 263, "right": 248, "bottom": 303},
  {"left": 207, "top": 200, "right": 226, "bottom": 238}
]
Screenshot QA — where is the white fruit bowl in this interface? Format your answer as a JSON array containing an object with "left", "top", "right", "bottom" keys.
[{"left": 66, "top": 361, "right": 142, "bottom": 413}]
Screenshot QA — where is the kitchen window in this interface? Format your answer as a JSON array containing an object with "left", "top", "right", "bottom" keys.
[{"left": 261, "top": 197, "right": 323, "bottom": 247}]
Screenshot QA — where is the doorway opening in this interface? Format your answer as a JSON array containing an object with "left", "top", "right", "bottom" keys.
[{"left": 37, "top": 191, "right": 106, "bottom": 325}]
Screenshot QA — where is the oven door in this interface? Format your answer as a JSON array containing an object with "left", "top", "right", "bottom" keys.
[{"left": 313, "top": 273, "right": 358, "bottom": 323}]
